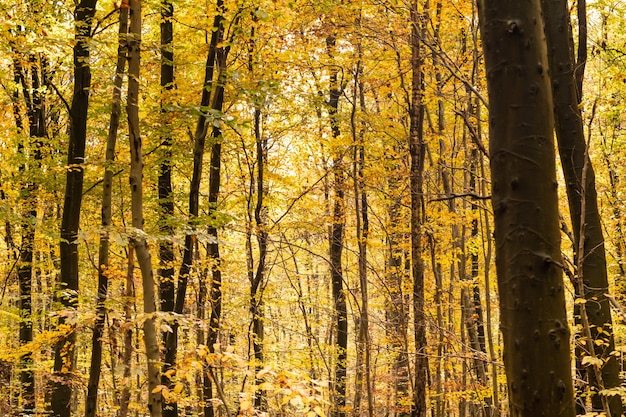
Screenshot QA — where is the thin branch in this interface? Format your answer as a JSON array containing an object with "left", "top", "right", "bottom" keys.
[
  {"left": 429, "top": 192, "right": 490, "bottom": 202},
  {"left": 47, "top": 79, "right": 71, "bottom": 116},
  {"left": 454, "top": 109, "right": 489, "bottom": 157}
]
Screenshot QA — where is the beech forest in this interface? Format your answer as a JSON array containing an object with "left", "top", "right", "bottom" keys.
[{"left": 1, "top": 0, "right": 625, "bottom": 416}]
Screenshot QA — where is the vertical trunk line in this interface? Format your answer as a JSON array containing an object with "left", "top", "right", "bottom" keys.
[
  {"left": 409, "top": 1, "right": 427, "bottom": 416},
  {"left": 326, "top": 33, "right": 347, "bottom": 417},
  {"left": 158, "top": 0, "right": 176, "bottom": 412},
  {"left": 85, "top": 7, "right": 128, "bottom": 416},
  {"left": 204, "top": 4, "right": 229, "bottom": 415},
  {"left": 126, "top": 0, "right": 162, "bottom": 415},
  {"left": 477, "top": 0, "right": 577, "bottom": 415},
  {"left": 52, "top": 0, "right": 98, "bottom": 415}
]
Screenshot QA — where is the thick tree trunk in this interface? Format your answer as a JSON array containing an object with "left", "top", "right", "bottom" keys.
[
  {"left": 541, "top": 1, "right": 621, "bottom": 414},
  {"left": 126, "top": 1, "right": 162, "bottom": 415},
  {"left": 477, "top": 1, "right": 576, "bottom": 416},
  {"left": 51, "top": 1, "right": 98, "bottom": 415},
  {"left": 85, "top": 8, "right": 128, "bottom": 417}
]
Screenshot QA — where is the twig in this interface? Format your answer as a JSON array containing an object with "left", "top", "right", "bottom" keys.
[{"left": 430, "top": 192, "right": 490, "bottom": 202}]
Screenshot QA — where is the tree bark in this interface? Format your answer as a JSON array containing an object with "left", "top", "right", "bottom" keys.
[
  {"left": 85, "top": 7, "right": 128, "bottom": 417},
  {"left": 409, "top": 1, "right": 427, "bottom": 416},
  {"left": 158, "top": 0, "right": 179, "bottom": 413},
  {"left": 51, "top": 1, "right": 98, "bottom": 415},
  {"left": 117, "top": 246, "right": 135, "bottom": 417},
  {"left": 326, "top": 34, "right": 347, "bottom": 417},
  {"left": 387, "top": 44, "right": 411, "bottom": 417},
  {"left": 351, "top": 36, "right": 373, "bottom": 417},
  {"left": 250, "top": 105, "right": 267, "bottom": 410},
  {"left": 541, "top": 0, "right": 621, "bottom": 414},
  {"left": 477, "top": 1, "right": 576, "bottom": 416},
  {"left": 12, "top": 50, "right": 45, "bottom": 416},
  {"left": 158, "top": 0, "right": 176, "bottom": 412},
  {"left": 247, "top": 17, "right": 267, "bottom": 410},
  {"left": 126, "top": 0, "right": 162, "bottom": 414},
  {"left": 200, "top": 4, "right": 228, "bottom": 415}
]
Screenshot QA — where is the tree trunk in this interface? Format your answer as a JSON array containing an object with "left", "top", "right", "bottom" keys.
[
  {"left": 541, "top": 0, "right": 621, "bottom": 414},
  {"left": 158, "top": 0, "right": 176, "bottom": 411},
  {"left": 409, "top": 1, "right": 427, "bottom": 416},
  {"left": 384, "top": 74, "right": 410, "bottom": 417},
  {"left": 251, "top": 108, "right": 267, "bottom": 410},
  {"left": 204, "top": 136, "right": 223, "bottom": 417},
  {"left": 326, "top": 34, "right": 348, "bottom": 417},
  {"left": 85, "top": 7, "right": 128, "bottom": 417},
  {"left": 117, "top": 246, "right": 135, "bottom": 417},
  {"left": 351, "top": 41, "right": 373, "bottom": 417},
  {"left": 201, "top": 4, "right": 228, "bottom": 415},
  {"left": 480, "top": 156, "right": 500, "bottom": 417},
  {"left": 51, "top": 1, "right": 98, "bottom": 415},
  {"left": 12, "top": 50, "right": 45, "bottom": 416},
  {"left": 477, "top": 1, "right": 576, "bottom": 416},
  {"left": 246, "top": 18, "right": 268, "bottom": 410},
  {"left": 126, "top": 0, "right": 162, "bottom": 415},
  {"left": 158, "top": 0, "right": 183, "bottom": 412}
]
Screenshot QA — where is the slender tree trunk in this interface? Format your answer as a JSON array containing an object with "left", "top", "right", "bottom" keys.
[
  {"left": 383, "top": 37, "right": 412, "bottom": 407},
  {"left": 409, "top": 1, "right": 427, "bottom": 416},
  {"left": 385, "top": 195, "right": 411, "bottom": 417},
  {"left": 12, "top": 51, "right": 45, "bottom": 416},
  {"left": 18, "top": 195, "right": 36, "bottom": 416},
  {"left": 118, "top": 246, "right": 135, "bottom": 417},
  {"left": 477, "top": 1, "right": 576, "bottom": 416},
  {"left": 428, "top": 4, "right": 446, "bottom": 408},
  {"left": 431, "top": 8, "right": 449, "bottom": 414},
  {"left": 480, "top": 156, "right": 500, "bottom": 417},
  {"left": 201, "top": 4, "right": 228, "bottom": 415},
  {"left": 85, "top": 8, "right": 128, "bottom": 417},
  {"left": 157, "top": 0, "right": 185, "bottom": 412},
  {"left": 126, "top": 1, "right": 162, "bottom": 415},
  {"left": 351, "top": 43, "right": 373, "bottom": 417},
  {"left": 158, "top": 0, "right": 176, "bottom": 411},
  {"left": 251, "top": 106, "right": 267, "bottom": 410},
  {"left": 204, "top": 136, "right": 223, "bottom": 417},
  {"left": 51, "top": 1, "right": 98, "bottom": 415},
  {"left": 326, "top": 34, "right": 348, "bottom": 417},
  {"left": 541, "top": 0, "right": 621, "bottom": 414},
  {"left": 246, "top": 19, "right": 268, "bottom": 410}
]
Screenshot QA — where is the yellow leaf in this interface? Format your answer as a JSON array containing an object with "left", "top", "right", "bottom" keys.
[
  {"left": 173, "top": 383, "right": 184, "bottom": 394},
  {"left": 290, "top": 396, "right": 303, "bottom": 407},
  {"left": 152, "top": 385, "right": 165, "bottom": 394},
  {"left": 257, "top": 365, "right": 272, "bottom": 379},
  {"left": 582, "top": 355, "right": 603, "bottom": 367},
  {"left": 258, "top": 382, "right": 274, "bottom": 391},
  {"left": 240, "top": 399, "right": 252, "bottom": 411}
]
